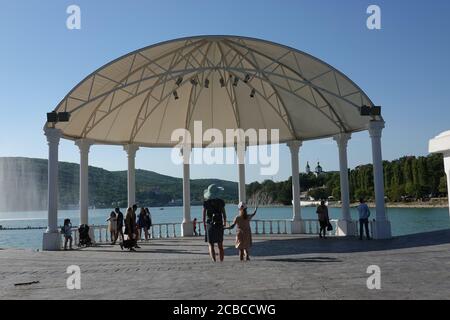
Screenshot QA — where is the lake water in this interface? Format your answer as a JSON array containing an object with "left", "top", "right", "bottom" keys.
[{"left": 1, "top": 206, "right": 449, "bottom": 249}]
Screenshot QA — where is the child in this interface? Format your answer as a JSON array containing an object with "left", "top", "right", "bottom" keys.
[
  {"left": 225, "top": 202, "right": 257, "bottom": 261},
  {"left": 107, "top": 211, "right": 118, "bottom": 244},
  {"left": 193, "top": 218, "right": 198, "bottom": 236},
  {"left": 61, "top": 218, "right": 73, "bottom": 250}
]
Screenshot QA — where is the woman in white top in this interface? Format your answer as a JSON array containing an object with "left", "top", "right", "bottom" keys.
[{"left": 107, "top": 211, "right": 118, "bottom": 244}]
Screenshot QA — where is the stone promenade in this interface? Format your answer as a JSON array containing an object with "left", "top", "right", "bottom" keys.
[{"left": 1, "top": 230, "right": 449, "bottom": 299}]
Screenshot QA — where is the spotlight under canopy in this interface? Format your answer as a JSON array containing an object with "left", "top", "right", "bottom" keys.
[
  {"left": 47, "top": 111, "right": 70, "bottom": 123},
  {"left": 47, "top": 35, "right": 380, "bottom": 146}
]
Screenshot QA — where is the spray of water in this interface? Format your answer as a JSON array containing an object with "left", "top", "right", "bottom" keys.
[{"left": 0, "top": 157, "right": 47, "bottom": 212}]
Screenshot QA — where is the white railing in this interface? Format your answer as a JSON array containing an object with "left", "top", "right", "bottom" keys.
[
  {"left": 354, "top": 219, "right": 375, "bottom": 239},
  {"left": 251, "top": 219, "right": 289, "bottom": 235},
  {"left": 301, "top": 219, "right": 339, "bottom": 236},
  {"left": 91, "top": 223, "right": 180, "bottom": 241},
  {"left": 61, "top": 218, "right": 375, "bottom": 247}
]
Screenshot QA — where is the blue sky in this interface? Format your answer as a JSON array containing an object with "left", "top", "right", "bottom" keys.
[{"left": 1, "top": 0, "right": 450, "bottom": 183}]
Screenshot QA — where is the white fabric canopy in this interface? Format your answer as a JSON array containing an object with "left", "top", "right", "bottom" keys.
[{"left": 47, "top": 35, "right": 380, "bottom": 147}]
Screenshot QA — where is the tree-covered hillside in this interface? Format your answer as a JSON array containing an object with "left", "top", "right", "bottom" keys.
[
  {"left": 0, "top": 153, "right": 446, "bottom": 211},
  {"left": 0, "top": 157, "right": 238, "bottom": 211},
  {"left": 246, "top": 154, "right": 447, "bottom": 204}
]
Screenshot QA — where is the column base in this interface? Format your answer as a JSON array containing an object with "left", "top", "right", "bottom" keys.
[
  {"left": 372, "top": 220, "right": 392, "bottom": 239},
  {"left": 181, "top": 221, "right": 194, "bottom": 237},
  {"left": 42, "top": 231, "right": 61, "bottom": 251},
  {"left": 291, "top": 220, "right": 305, "bottom": 234},
  {"left": 336, "top": 220, "right": 357, "bottom": 236}
]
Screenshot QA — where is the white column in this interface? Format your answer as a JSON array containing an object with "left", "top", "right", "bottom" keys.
[
  {"left": 287, "top": 140, "right": 304, "bottom": 233},
  {"left": 236, "top": 143, "right": 247, "bottom": 203},
  {"left": 42, "top": 127, "right": 62, "bottom": 251},
  {"left": 181, "top": 145, "right": 193, "bottom": 236},
  {"left": 124, "top": 144, "right": 139, "bottom": 207},
  {"left": 444, "top": 153, "right": 450, "bottom": 213},
  {"left": 368, "top": 120, "right": 391, "bottom": 239},
  {"left": 429, "top": 131, "right": 450, "bottom": 216},
  {"left": 75, "top": 139, "right": 92, "bottom": 226},
  {"left": 333, "top": 133, "right": 355, "bottom": 236}
]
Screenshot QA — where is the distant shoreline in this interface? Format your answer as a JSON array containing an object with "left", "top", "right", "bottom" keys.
[
  {"left": 252, "top": 201, "right": 449, "bottom": 209},
  {"left": 0, "top": 201, "right": 448, "bottom": 214}
]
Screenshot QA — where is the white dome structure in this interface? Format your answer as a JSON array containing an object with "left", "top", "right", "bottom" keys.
[
  {"left": 46, "top": 35, "right": 381, "bottom": 147},
  {"left": 42, "top": 36, "right": 391, "bottom": 251}
]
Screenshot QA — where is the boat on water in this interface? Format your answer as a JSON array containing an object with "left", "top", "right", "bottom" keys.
[{"left": 300, "top": 200, "right": 322, "bottom": 207}]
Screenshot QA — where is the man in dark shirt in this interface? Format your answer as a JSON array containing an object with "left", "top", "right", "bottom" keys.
[
  {"left": 202, "top": 184, "right": 227, "bottom": 262},
  {"left": 115, "top": 207, "right": 124, "bottom": 242}
]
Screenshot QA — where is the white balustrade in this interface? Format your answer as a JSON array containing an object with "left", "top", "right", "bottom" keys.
[{"left": 59, "top": 218, "right": 375, "bottom": 248}]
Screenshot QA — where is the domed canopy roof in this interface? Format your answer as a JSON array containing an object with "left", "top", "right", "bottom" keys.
[{"left": 47, "top": 35, "right": 380, "bottom": 147}]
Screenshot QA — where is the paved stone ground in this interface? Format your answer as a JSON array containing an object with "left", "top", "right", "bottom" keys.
[{"left": 1, "top": 230, "right": 449, "bottom": 300}]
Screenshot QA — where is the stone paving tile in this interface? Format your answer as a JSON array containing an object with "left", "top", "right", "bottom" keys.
[{"left": 0, "top": 230, "right": 449, "bottom": 299}]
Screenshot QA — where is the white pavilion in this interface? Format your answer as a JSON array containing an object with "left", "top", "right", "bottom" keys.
[{"left": 42, "top": 35, "right": 391, "bottom": 250}]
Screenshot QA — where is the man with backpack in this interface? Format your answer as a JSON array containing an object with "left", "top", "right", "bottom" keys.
[{"left": 202, "top": 184, "right": 227, "bottom": 262}]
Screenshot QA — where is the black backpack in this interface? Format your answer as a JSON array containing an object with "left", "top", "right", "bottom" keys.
[
  {"left": 211, "top": 212, "right": 223, "bottom": 226},
  {"left": 206, "top": 199, "right": 224, "bottom": 226}
]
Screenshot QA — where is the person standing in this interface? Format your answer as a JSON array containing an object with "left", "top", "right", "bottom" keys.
[
  {"left": 137, "top": 207, "right": 149, "bottom": 241},
  {"left": 193, "top": 218, "right": 198, "bottom": 236},
  {"left": 122, "top": 207, "right": 137, "bottom": 251},
  {"left": 132, "top": 204, "right": 140, "bottom": 248},
  {"left": 145, "top": 208, "right": 152, "bottom": 238},
  {"left": 225, "top": 202, "right": 257, "bottom": 261},
  {"left": 316, "top": 200, "right": 329, "bottom": 239},
  {"left": 106, "top": 211, "right": 117, "bottom": 244},
  {"left": 115, "top": 207, "right": 124, "bottom": 243},
  {"left": 357, "top": 198, "right": 371, "bottom": 240},
  {"left": 202, "top": 184, "right": 226, "bottom": 262},
  {"left": 61, "top": 218, "right": 73, "bottom": 250}
]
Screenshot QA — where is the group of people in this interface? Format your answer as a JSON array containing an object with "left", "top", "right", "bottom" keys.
[
  {"left": 60, "top": 184, "right": 371, "bottom": 256},
  {"left": 315, "top": 198, "right": 372, "bottom": 240},
  {"left": 201, "top": 184, "right": 372, "bottom": 263},
  {"left": 107, "top": 205, "right": 153, "bottom": 251}
]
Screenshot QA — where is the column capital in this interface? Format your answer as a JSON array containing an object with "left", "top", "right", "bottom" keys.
[
  {"left": 44, "top": 127, "right": 62, "bottom": 145},
  {"left": 333, "top": 132, "right": 352, "bottom": 148},
  {"left": 123, "top": 144, "right": 140, "bottom": 157},
  {"left": 179, "top": 144, "right": 192, "bottom": 164},
  {"left": 75, "top": 139, "right": 94, "bottom": 153},
  {"left": 287, "top": 140, "right": 302, "bottom": 153},
  {"left": 368, "top": 120, "right": 385, "bottom": 138}
]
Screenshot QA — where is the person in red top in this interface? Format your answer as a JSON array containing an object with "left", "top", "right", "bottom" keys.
[{"left": 193, "top": 218, "right": 198, "bottom": 236}]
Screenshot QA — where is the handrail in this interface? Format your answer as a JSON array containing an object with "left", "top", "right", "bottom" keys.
[{"left": 58, "top": 218, "right": 374, "bottom": 247}]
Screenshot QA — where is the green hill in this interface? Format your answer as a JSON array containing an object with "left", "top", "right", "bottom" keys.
[
  {"left": 0, "top": 153, "right": 446, "bottom": 212},
  {"left": 0, "top": 157, "right": 238, "bottom": 211}
]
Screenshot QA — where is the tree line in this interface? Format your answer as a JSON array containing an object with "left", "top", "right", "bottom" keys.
[{"left": 246, "top": 153, "right": 446, "bottom": 205}]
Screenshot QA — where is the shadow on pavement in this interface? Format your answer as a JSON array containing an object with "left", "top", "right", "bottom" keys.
[{"left": 225, "top": 229, "right": 450, "bottom": 257}]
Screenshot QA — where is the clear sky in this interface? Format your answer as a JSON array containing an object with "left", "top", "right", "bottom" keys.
[{"left": 1, "top": 0, "right": 450, "bottom": 183}]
